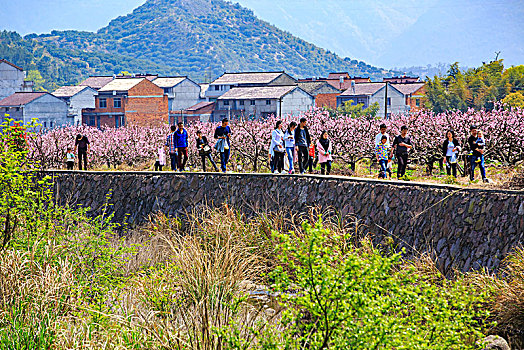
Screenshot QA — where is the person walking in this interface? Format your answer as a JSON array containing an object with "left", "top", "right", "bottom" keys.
[
  {"left": 214, "top": 118, "right": 231, "bottom": 173},
  {"left": 196, "top": 130, "right": 218, "bottom": 172},
  {"left": 74, "top": 134, "right": 90, "bottom": 170},
  {"left": 154, "top": 146, "right": 165, "bottom": 171},
  {"left": 316, "top": 130, "right": 333, "bottom": 175},
  {"left": 294, "top": 117, "right": 311, "bottom": 174},
  {"left": 270, "top": 120, "right": 286, "bottom": 174},
  {"left": 374, "top": 123, "right": 390, "bottom": 147},
  {"left": 65, "top": 147, "right": 75, "bottom": 170},
  {"left": 442, "top": 130, "right": 460, "bottom": 178},
  {"left": 174, "top": 122, "right": 189, "bottom": 171},
  {"left": 467, "top": 125, "right": 487, "bottom": 182},
  {"left": 375, "top": 135, "right": 390, "bottom": 179},
  {"left": 164, "top": 125, "right": 178, "bottom": 171},
  {"left": 392, "top": 125, "right": 413, "bottom": 179},
  {"left": 284, "top": 121, "right": 297, "bottom": 174}
]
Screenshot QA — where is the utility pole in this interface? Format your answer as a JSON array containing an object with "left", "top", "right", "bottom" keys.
[
  {"left": 384, "top": 81, "right": 388, "bottom": 119},
  {"left": 279, "top": 98, "right": 282, "bottom": 118}
]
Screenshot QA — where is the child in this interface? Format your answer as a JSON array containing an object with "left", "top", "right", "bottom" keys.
[
  {"left": 375, "top": 135, "right": 390, "bottom": 179},
  {"left": 155, "top": 147, "right": 166, "bottom": 171},
  {"left": 65, "top": 147, "right": 75, "bottom": 170},
  {"left": 316, "top": 131, "right": 333, "bottom": 175},
  {"left": 476, "top": 130, "right": 485, "bottom": 163},
  {"left": 308, "top": 142, "right": 316, "bottom": 173}
]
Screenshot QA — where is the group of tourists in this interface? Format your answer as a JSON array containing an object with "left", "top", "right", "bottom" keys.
[
  {"left": 68, "top": 118, "right": 488, "bottom": 182},
  {"left": 373, "top": 123, "right": 487, "bottom": 182}
]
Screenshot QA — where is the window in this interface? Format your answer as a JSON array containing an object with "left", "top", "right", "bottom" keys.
[
  {"left": 239, "top": 100, "right": 244, "bottom": 106},
  {"left": 387, "top": 97, "right": 391, "bottom": 106},
  {"left": 250, "top": 100, "right": 255, "bottom": 106},
  {"left": 99, "top": 98, "right": 107, "bottom": 108},
  {"left": 50, "top": 121, "right": 53, "bottom": 128},
  {"left": 214, "top": 85, "right": 220, "bottom": 91},
  {"left": 223, "top": 100, "right": 229, "bottom": 106},
  {"left": 415, "top": 99, "right": 421, "bottom": 107},
  {"left": 114, "top": 98, "right": 122, "bottom": 108},
  {"left": 266, "top": 100, "right": 271, "bottom": 105},
  {"left": 357, "top": 97, "right": 366, "bottom": 105},
  {"left": 43, "top": 121, "right": 47, "bottom": 128}
]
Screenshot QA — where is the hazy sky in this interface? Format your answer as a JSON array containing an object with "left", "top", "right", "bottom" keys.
[{"left": 1, "top": 0, "right": 522, "bottom": 68}]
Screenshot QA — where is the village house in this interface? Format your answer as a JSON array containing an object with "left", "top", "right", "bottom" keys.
[
  {"left": 52, "top": 85, "right": 97, "bottom": 126},
  {"left": 337, "top": 82, "right": 408, "bottom": 117},
  {"left": 216, "top": 85, "right": 314, "bottom": 120},
  {"left": 299, "top": 73, "right": 371, "bottom": 91},
  {"left": 170, "top": 101, "right": 216, "bottom": 124},
  {"left": 0, "top": 59, "right": 33, "bottom": 101},
  {"left": 392, "top": 82, "right": 426, "bottom": 111},
  {"left": 152, "top": 77, "right": 202, "bottom": 120},
  {"left": 298, "top": 81, "right": 341, "bottom": 109},
  {"left": 206, "top": 71, "right": 296, "bottom": 101},
  {"left": 0, "top": 92, "right": 68, "bottom": 128},
  {"left": 82, "top": 78, "right": 168, "bottom": 128}
]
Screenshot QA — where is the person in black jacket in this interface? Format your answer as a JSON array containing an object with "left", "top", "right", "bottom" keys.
[
  {"left": 196, "top": 130, "right": 218, "bottom": 172},
  {"left": 392, "top": 125, "right": 413, "bottom": 179},
  {"left": 467, "top": 125, "right": 487, "bottom": 182},
  {"left": 442, "top": 130, "right": 461, "bottom": 178},
  {"left": 294, "top": 117, "right": 311, "bottom": 174}
]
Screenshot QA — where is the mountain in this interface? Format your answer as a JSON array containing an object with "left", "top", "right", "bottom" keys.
[{"left": 0, "top": 0, "right": 395, "bottom": 91}]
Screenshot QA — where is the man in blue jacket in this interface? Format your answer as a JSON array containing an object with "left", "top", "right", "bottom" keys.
[
  {"left": 214, "top": 118, "right": 231, "bottom": 173},
  {"left": 174, "top": 122, "right": 189, "bottom": 171}
]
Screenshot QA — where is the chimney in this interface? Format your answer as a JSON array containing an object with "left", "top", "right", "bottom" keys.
[{"left": 351, "top": 80, "right": 355, "bottom": 94}]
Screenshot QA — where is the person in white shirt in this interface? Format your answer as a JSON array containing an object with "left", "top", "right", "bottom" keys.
[
  {"left": 374, "top": 123, "right": 390, "bottom": 147},
  {"left": 269, "top": 120, "right": 286, "bottom": 174}
]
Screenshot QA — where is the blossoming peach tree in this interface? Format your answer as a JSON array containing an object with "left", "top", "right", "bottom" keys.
[{"left": 25, "top": 105, "right": 524, "bottom": 173}]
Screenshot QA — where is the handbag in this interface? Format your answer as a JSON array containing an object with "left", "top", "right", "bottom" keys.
[
  {"left": 273, "top": 144, "right": 285, "bottom": 153},
  {"left": 199, "top": 144, "right": 212, "bottom": 156}
]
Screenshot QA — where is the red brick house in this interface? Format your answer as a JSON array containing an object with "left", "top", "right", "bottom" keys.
[
  {"left": 82, "top": 78, "right": 168, "bottom": 128},
  {"left": 392, "top": 82, "right": 426, "bottom": 111}
]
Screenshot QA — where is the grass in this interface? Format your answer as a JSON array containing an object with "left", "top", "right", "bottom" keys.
[{"left": 1, "top": 204, "right": 523, "bottom": 349}]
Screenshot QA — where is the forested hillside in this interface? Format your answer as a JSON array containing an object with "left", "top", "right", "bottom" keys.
[{"left": 1, "top": 0, "right": 394, "bottom": 91}]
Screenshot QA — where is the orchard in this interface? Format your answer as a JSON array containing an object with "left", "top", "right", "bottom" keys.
[{"left": 25, "top": 105, "right": 524, "bottom": 175}]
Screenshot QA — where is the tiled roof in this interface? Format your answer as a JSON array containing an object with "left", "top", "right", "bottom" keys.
[
  {"left": 218, "top": 86, "right": 298, "bottom": 100},
  {"left": 340, "top": 83, "right": 386, "bottom": 96},
  {"left": 298, "top": 81, "right": 340, "bottom": 95},
  {"left": 152, "top": 77, "right": 187, "bottom": 88},
  {"left": 0, "top": 92, "right": 47, "bottom": 106},
  {"left": 52, "top": 85, "right": 91, "bottom": 98},
  {"left": 98, "top": 78, "right": 145, "bottom": 92},
  {"left": 212, "top": 71, "right": 286, "bottom": 85},
  {"left": 391, "top": 83, "right": 425, "bottom": 95},
  {"left": 0, "top": 59, "right": 23, "bottom": 71},
  {"left": 186, "top": 101, "right": 215, "bottom": 112},
  {"left": 79, "top": 76, "right": 114, "bottom": 90}
]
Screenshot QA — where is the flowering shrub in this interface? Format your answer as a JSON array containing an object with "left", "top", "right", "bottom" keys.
[{"left": 26, "top": 106, "right": 524, "bottom": 172}]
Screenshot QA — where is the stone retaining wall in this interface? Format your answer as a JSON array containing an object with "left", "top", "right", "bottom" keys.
[{"left": 46, "top": 171, "right": 524, "bottom": 273}]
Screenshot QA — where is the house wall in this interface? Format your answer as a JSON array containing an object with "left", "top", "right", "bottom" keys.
[
  {"left": 280, "top": 89, "right": 314, "bottom": 116},
  {"left": 406, "top": 85, "right": 427, "bottom": 111},
  {"left": 23, "top": 94, "right": 68, "bottom": 128},
  {"left": 83, "top": 93, "right": 125, "bottom": 128},
  {"left": 126, "top": 80, "right": 168, "bottom": 127},
  {"left": 170, "top": 79, "right": 202, "bottom": 111},
  {"left": 316, "top": 93, "right": 339, "bottom": 108},
  {"left": 68, "top": 88, "right": 96, "bottom": 126},
  {"left": 0, "top": 62, "right": 25, "bottom": 100},
  {"left": 370, "top": 86, "right": 409, "bottom": 116}
]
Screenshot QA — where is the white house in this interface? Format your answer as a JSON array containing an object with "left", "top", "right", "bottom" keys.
[
  {"left": 0, "top": 92, "right": 68, "bottom": 129},
  {"left": 206, "top": 71, "right": 297, "bottom": 101},
  {"left": 152, "top": 77, "right": 202, "bottom": 112},
  {"left": 52, "top": 85, "right": 97, "bottom": 126},
  {"left": 0, "top": 59, "right": 33, "bottom": 101},
  {"left": 216, "top": 85, "right": 314, "bottom": 119},
  {"left": 337, "top": 82, "right": 409, "bottom": 117}
]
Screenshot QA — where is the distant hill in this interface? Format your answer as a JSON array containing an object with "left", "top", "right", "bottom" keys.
[{"left": 0, "top": 0, "right": 396, "bottom": 91}]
